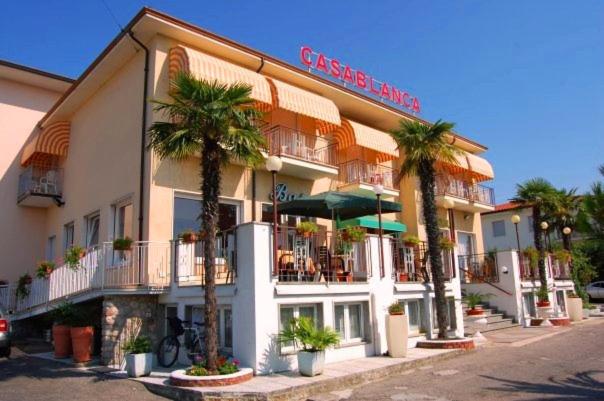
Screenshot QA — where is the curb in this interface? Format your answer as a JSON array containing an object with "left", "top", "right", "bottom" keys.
[{"left": 142, "top": 349, "right": 469, "bottom": 401}]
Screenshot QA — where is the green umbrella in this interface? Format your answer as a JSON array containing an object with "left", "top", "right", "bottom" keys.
[{"left": 272, "top": 191, "right": 402, "bottom": 220}]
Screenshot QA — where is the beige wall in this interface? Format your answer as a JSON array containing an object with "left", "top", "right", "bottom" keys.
[{"left": 0, "top": 78, "right": 64, "bottom": 282}]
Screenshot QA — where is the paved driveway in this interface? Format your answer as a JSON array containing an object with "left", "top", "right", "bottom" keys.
[{"left": 0, "top": 348, "right": 168, "bottom": 401}]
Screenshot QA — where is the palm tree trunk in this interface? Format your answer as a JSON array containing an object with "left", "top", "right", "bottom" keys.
[
  {"left": 418, "top": 161, "right": 448, "bottom": 339},
  {"left": 201, "top": 139, "right": 221, "bottom": 372},
  {"left": 532, "top": 206, "right": 548, "bottom": 292}
]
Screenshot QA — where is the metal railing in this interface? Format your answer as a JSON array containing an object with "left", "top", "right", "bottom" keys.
[
  {"left": 263, "top": 125, "right": 338, "bottom": 167},
  {"left": 174, "top": 228, "right": 237, "bottom": 286},
  {"left": 549, "top": 255, "right": 572, "bottom": 280},
  {"left": 392, "top": 240, "right": 453, "bottom": 283},
  {"left": 434, "top": 175, "right": 495, "bottom": 206},
  {"left": 276, "top": 226, "right": 369, "bottom": 283},
  {"left": 17, "top": 165, "right": 64, "bottom": 201},
  {"left": 458, "top": 253, "right": 499, "bottom": 283},
  {"left": 339, "top": 159, "right": 396, "bottom": 190},
  {"left": 1, "top": 242, "right": 171, "bottom": 314}
]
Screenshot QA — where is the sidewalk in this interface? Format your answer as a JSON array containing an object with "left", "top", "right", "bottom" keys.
[{"left": 115, "top": 348, "right": 464, "bottom": 401}]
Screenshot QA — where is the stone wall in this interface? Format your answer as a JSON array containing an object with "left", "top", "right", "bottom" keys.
[{"left": 101, "top": 295, "right": 160, "bottom": 366}]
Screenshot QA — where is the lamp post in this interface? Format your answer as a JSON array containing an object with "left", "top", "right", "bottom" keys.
[
  {"left": 511, "top": 214, "right": 521, "bottom": 251},
  {"left": 374, "top": 184, "right": 385, "bottom": 278},
  {"left": 266, "top": 156, "right": 283, "bottom": 277},
  {"left": 562, "top": 226, "right": 572, "bottom": 251}
]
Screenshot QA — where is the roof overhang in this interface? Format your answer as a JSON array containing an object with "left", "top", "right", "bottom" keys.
[{"left": 0, "top": 59, "right": 73, "bottom": 92}]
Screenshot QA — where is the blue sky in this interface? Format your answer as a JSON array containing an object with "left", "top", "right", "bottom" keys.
[{"left": 2, "top": 1, "right": 602, "bottom": 201}]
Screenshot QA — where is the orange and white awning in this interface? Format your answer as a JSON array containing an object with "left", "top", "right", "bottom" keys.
[
  {"left": 169, "top": 45, "right": 273, "bottom": 110},
  {"left": 267, "top": 78, "right": 341, "bottom": 131},
  {"left": 440, "top": 151, "right": 494, "bottom": 182},
  {"left": 333, "top": 118, "right": 398, "bottom": 162},
  {"left": 21, "top": 121, "right": 70, "bottom": 166}
]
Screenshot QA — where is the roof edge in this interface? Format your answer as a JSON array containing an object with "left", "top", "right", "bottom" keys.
[{"left": 0, "top": 59, "right": 75, "bottom": 83}]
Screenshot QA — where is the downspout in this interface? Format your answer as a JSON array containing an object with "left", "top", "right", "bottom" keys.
[{"left": 127, "top": 31, "right": 149, "bottom": 242}]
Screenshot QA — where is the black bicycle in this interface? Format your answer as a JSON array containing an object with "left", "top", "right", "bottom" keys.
[{"left": 157, "top": 317, "right": 206, "bottom": 368}]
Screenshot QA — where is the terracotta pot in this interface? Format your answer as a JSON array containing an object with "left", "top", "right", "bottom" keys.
[
  {"left": 467, "top": 308, "right": 484, "bottom": 316},
  {"left": 536, "top": 300, "right": 551, "bottom": 308},
  {"left": 182, "top": 233, "right": 198, "bottom": 244},
  {"left": 52, "top": 325, "right": 72, "bottom": 358},
  {"left": 71, "top": 326, "right": 94, "bottom": 363},
  {"left": 302, "top": 231, "right": 312, "bottom": 238},
  {"left": 398, "top": 273, "right": 409, "bottom": 282}
]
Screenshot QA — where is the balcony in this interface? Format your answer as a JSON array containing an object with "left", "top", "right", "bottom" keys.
[
  {"left": 392, "top": 240, "right": 453, "bottom": 283},
  {"left": 263, "top": 125, "right": 338, "bottom": 179},
  {"left": 434, "top": 175, "right": 495, "bottom": 212},
  {"left": 338, "top": 159, "right": 399, "bottom": 197},
  {"left": 458, "top": 253, "right": 499, "bottom": 284},
  {"left": 17, "top": 165, "right": 64, "bottom": 207}
]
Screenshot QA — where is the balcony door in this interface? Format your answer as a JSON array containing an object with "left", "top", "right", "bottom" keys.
[{"left": 457, "top": 232, "right": 475, "bottom": 272}]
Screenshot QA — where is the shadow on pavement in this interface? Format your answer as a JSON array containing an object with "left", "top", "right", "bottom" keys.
[{"left": 482, "top": 370, "right": 604, "bottom": 400}]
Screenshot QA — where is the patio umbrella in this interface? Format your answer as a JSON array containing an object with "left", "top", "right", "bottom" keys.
[{"left": 271, "top": 191, "right": 401, "bottom": 220}]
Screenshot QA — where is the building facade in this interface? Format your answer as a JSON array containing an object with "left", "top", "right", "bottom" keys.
[{"left": 0, "top": 8, "right": 496, "bottom": 372}]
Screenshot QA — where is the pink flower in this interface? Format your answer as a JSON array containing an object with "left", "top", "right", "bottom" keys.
[{"left": 233, "top": 358, "right": 240, "bottom": 366}]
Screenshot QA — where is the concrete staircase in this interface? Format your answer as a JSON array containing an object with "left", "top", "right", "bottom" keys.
[{"left": 462, "top": 302, "right": 519, "bottom": 335}]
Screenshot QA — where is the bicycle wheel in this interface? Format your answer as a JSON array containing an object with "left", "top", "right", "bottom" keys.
[{"left": 157, "top": 335, "right": 180, "bottom": 368}]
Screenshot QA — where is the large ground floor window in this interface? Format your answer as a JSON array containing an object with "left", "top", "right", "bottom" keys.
[
  {"left": 186, "top": 305, "right": 233, "bottom": 353},
  {"left": 334, "top": 301, "right": 370, "bottom": 345},
  {"left": 398, "top": 298, "right": 427, "bottom": 335},
  {"left": 174, "top": 195, "right": 240, "bottom": 238},
  {"left": 279, "top": 303, "right": 322, "bottom": 352}
]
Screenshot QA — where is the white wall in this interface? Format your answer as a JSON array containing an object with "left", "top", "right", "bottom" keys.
[{"left": 482, "top": 208, "right": 535, "bottom": 251}]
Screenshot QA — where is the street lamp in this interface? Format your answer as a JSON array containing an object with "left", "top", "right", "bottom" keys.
[
  {"left": 540, "top": 221, "right": 550, "bottom": 252},
  {"left": 266, "top": 156, "right": 283, "bottom": 276},
  {"left": 562, "top": 226, "right": 572, "bottom": 251},
  {"left": 374, "top": 184, "right": 385, "bottom": 278},
  {"left": 511, "top": 214, "right": 521, "bottom": 251}
]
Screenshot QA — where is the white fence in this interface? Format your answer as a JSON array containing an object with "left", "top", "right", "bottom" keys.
[{"left": 0, "top": 242, "right": 171, "bottom": 315}]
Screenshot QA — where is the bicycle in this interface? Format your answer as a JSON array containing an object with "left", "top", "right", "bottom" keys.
[{"left": 157, "top": 316, "right": 206, "bottom": 368}]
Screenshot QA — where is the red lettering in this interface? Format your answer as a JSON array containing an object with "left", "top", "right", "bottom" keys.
[
  {"left": 412, "top": 97, "right": 421, "bottom": 113},
  {"left": 316, "top": 54, "right": 329, "bottom": 73},
  {"left": 402, "top": 92, "right": 411, "bottom": 108},
  {"left": 300, "top": 46, "right": 312, "bottom": 66},
  {"left": 391, "top": 87, "right": 401, "bottom": 104},
  {"left": 380, "top": 82, "right": 390, "bottom": 98},
  {"left": 369, "top": 77, "right": 381, "bottom": 95},
  {"left": 342, "top": 66, "right": 354, "bottom": 84},
  {"left": 330, "top": 59, "right": 341, "bottom": 78},
  {"left": 356, "top": 71, "right": 367, "bottom": 88}
]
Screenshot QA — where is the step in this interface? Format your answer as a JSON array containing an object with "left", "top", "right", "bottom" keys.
[
  {"left": 465, "top": 319, "right": 519, "bottom": 335},
  {"left": 463, "top": 313, "right": 505, "bottom": 324}
]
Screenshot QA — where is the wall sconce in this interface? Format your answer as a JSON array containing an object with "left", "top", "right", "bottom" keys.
[{"left": 501, "top": 266, "right": 509, "bottom": 275}]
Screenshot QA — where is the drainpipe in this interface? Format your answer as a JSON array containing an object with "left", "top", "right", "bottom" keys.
[{"left": 127, "top": 31, "right": 149, "bottom": 243}]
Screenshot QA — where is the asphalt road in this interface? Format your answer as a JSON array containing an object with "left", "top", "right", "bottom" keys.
[
  {"left": 333, "top": 320, "right": 604, "bottom": 401},
  {"left": 0, "top": 348, "right": 168, "bottom": 401}
]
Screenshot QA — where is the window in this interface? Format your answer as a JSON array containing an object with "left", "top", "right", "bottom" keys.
[
  {"left": 279, "top": 304, "right": 322, "bottom": 351},
  {"left": 63, "top": 222, "right": 74, "bottom": 251},
  {"left": 334, "top": 302, "right": 369, "bottom": 344},
  {"left": 173, "top": 195, "right": 240, "bottom": 238},
  {"left": 114, "top": 201, "right": 133, "bottom": 240},
  {"left": 46, "top": 236, "right": 56, "bottom": 261},
  {"left": 492, "top": 220, "right": 506, "bottom": 237},
  {"left": 85, "top": 213, "right": 100, "bottom": 248},
  {"left": 399, "top": 299, "right": 426, "bottom": 335},
  {"left": 528, "top": 216, "right": 534, "bottom": 233},
  {"left": 187, "top": 305, "right": 233, "bottom": 352}
]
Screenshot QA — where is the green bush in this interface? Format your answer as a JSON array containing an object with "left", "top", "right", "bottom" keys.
[
  {"left": 122, "top": 335, "right": 152, "bottom": 354},
  {"left": 463, "top": 292, "right": 492, "bottom": 309},
  {"left": 278, "top": 316, "right": 340, "bottom": 352},
  {"left": 570, "top": 247, "right": 597, "bottom": 304}
]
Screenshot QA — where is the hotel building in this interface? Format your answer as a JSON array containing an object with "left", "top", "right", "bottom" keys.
[{"left": 0, "top": 8, "right": 496, "bottom": 372}]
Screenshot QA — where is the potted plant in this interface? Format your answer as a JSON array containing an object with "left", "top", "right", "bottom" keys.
[
  {"left": 439, "top": 236, "right": 455, "bottom": 251},
  {"left": 403, "top": 235, "right": 421, "bottom": 247},
  {"left": 16, "top": 273, "right": 32, "bottom": 299},
  {"left": 464, "top": 292, "right": 491, "bottom": 316},
  {"left": 536, "top": 286, "right": 550, "bottom": 307},
  {"left": 65, "top": 246, "right": 86, "bottom": 270},
  {"left": 70, "top": 309, "right": 94, "bottom": 363},
  {"left": 50, "top": 302, "right": 75, "bottom": 358},
  {"left": 398, "top": 271, "right": 410, "bottom": 282},
  {"left": 123, "top": 335, "right": 153, "bottom": 377},
  {"left": 278, "top": 316, "right": 339, "bottom": 376},
  {"left": 566, "top": 293, "right": 583, "bottom": 322},
  {"left": 180, "top": 229, "right": 198, "bottom": 244},
  {"left": 385, "top": 302, "right": 408, "bottom": 358},
  {"left": 345, "top": 226, "right": 366, "bottom": 243},
  {"left": 36, "top": 261, "right": 55, "bottom": 279},
  {"left": 296, "top": 221, "right": 319, "bottom": 238},
  {"left": 523, "top": 247, "right": 539, "bottom": 272},
  {"left": 553, "top": 249, "right": 571, "bottom": 265},
  {"left": 112, "top": 237, "right": 133, "bottom": 251}
]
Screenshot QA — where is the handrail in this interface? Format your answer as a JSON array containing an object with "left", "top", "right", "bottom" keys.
[{"left": 458, "top": 265, "right": 513, "bottom": 296}]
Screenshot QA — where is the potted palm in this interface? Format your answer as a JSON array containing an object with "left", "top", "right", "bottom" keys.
[
  {"left": 278, "top": 316, "right": 339, "bottom": 376},
  {"left": 296, "top": 221, "right": 319, "bottom": 238},
  {"left": 536, "top": 286, "right": 550, "bottom": 308},
  {"left": 464, "top": 292, "right": 491, "bottom": 316},
  {"left": 50, "top": 302, "right": 75, "bottom": 358},
  {"left": 123, "top": 335, "right": 153, "bottom": 377},
  {"left": 385, "top": 302, "right": 408, "bottom": 358},
  {"left": 112, "top": 237, "right": 133, "bottom": 251}
]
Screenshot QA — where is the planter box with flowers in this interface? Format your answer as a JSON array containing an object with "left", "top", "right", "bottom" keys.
[
  {"left": 296, "top": 221, "right": 319, "bottom": 238},
  {"left": 64, "top": 246, "right": 86, "bottom": 270},
  {"left": 36, "top": 261, "right": 55, "bottom": 279},
  {"left": 170, "top": 355, "right": 252, "bottom": 387},
  {"left": 112, "top": 237, "right": 133, "bottom": 251}
]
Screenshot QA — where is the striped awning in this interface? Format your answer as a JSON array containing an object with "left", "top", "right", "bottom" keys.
[
  {"left": 268, "top": 78, "right": 341, "bottom": 132},
  {"left": 21, "top": 121, "right": 70, "bottom": 166},
  {"left": 333, "top": 118, "right": 399, "bottom": 162},
  {"left": 169, "top": 45, "right": 273, "bottom": 110},
  {"left": 439, "top": 151, "right": 494, "bottom": 182}
]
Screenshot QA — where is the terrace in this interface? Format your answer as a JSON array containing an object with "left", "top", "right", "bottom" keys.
[
  {"left": 434, "top": 174, "right": 495, "bottom": 212},
  {"left": 392, "top": 240, "right": 454, "bottom": 283},
  {"left": 338, "top": 159, "right": 398, "bottom": 197}
]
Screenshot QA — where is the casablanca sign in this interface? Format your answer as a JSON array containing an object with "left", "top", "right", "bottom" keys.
[
  {"left": 300, "top": 46, "right": 421, "bottom": 114},
  {"left": 269, "top": 183, "right": 304, "bottom": 202}
]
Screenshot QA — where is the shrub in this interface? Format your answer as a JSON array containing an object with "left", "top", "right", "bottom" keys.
[
  {"left": 122, "top": 335, "right": 152, "bottom": 354},
  {"left": 186, "top": 355, "right": 240, "bottom": 376},
  {"left": 464, "top": 292, "right": 492, "bottom": 309},
  {"left": 278, "top": 316, "right": 340, "bottom": 352},
  {"left": 570, "top": 247, "right": 597, "bottom": 304},
  {"left": 16, "top": 274, "right": 32, "bottom": 299}
]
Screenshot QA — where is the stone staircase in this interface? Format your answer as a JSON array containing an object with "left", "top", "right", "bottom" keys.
[{"left": 462, "top": 302, "right": 519, "bottom": 335}]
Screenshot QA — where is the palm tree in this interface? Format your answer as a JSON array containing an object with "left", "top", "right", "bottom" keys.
[
  {"left": 549, "top": 187, "right": 580, "bottom": 250},
  {"left": 511, "top": 178, "right": 557, "bottom": 293},
  {"left": 389, "top": 119, "right": 459, "bottom": 339},
  {"left": 148, "top": 73, "right": 265, "bottom": 371},
  {"left": 577, "top": 165, "right": 604, "bottom": 241}
]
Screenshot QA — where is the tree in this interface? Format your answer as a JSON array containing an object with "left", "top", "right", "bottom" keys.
[
  {"left": 549, "top": 187, "right": 580, "bottom": 250},
  {"left": 389, "top": 119, "right": 459, "bottom": 339},
  {"left": 577, "top": 165, "right": 604, "bottom": 241},
  {"left": 511, "top": 178, "right": 558, "bottom": 296},
  {"left": 148, "top": 73, "right": 265, "bottom": 371}
]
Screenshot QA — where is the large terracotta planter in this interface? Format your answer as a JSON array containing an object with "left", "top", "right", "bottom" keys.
[
  {"left": 71, "top": 326, "right": 94, "bottom": 363},
  {"left": 567, "top": 297, "right": 583, "bottom": 322},
  {"left": 52, "top": 325, "right": 72, "bottom": 358},
  {"left": 536, "top": 300, "right": 550, "bottom": 308},
  {"left": 385, "top": 313, "right": 409, "bottom": 358},
  {"left": 466, "top": 308, "right": 484, "bottom": 316}
]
